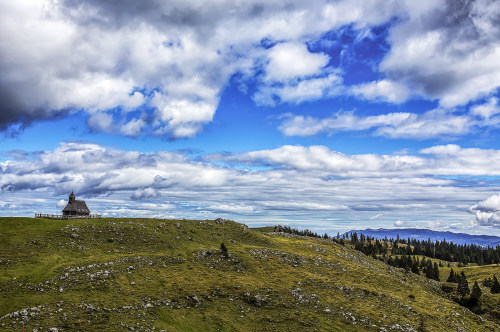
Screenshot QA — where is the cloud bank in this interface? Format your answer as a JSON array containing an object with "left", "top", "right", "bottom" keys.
[{"left": 2, "top": 142, "right": 500, "bottom": 232}]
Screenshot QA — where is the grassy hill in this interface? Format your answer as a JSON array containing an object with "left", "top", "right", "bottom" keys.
[{"left": 0, "top": 217, "right": 498, "bottom": 331}]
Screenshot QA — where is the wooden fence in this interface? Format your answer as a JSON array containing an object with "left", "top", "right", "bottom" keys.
[{"left": 34, "top": 213, "right": 101, "bottom": 220}]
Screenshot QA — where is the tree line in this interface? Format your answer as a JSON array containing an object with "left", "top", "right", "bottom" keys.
[
  {"left": 346, "top": 231, "right": 500, "bottom": 266},
  {"left": 274, "top": 225, "right": 326, "bottom": 239}
]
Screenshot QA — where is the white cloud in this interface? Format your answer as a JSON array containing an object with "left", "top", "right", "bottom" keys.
[
  {"left": 121, "top": 118, "right": 146, "bottom": 137},
  {"left": 427, "top": 220, "right": 445, "bottom": 229},
  {"left": 131, "top": 187, "right": 159, "bottom": 200},
  {"left": 151, "top": 95, "right": 217, "bottom": 138},
  {"left": 278, "top": 108, "right": 475, "bottom": 140},
  {"left": 124, "top": 91, "right": 145, "bottom": 109},
  {"left": 254, "top": 71, "right": 342, "bottom": 106},
  {"left": 472, "top": 194, "right": 500, "bottom": 212},
  {"left": 207, "top": 143, "right": 500, "bottom": 179},
  {"left": 420, "top": 144, "right": 500, "bottom": 176},
  {"left": 471, "top": 97, "right": 500, "bottom": 121},
  {"left": 394, "top": 220, "right": 411, "bottom": 227},
  {"left": 86, "top": 112, "right": 115, "bottom": 133},
  {"left": 375, "top": 109, "right": 472, "bottom": 139},
  {"left": 469, "top": 193, "right": 500, "bottom": 227},
  {"left": 261, "top": 201, "right": 349, "bottom": 211},
  {"left": 350, "top": 79, "right": 411, "bottom": 104},
  {"left": 279, "top": 111, "right": 411, "bottom": 137},
  {"left": 253, "top": 42, "right": 341, "bottom": 106},
  {"left": 200, "top": 203, "right": 256, "bottom": 214},
  {"left": 265, "top": 42, "right": 330, "bottom": 82},
  {"left": 57, "top": 199, "right": 67, "bottom": 208}
]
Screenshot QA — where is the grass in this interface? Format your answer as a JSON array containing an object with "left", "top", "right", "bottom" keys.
[{"left": 0, "top": 217, "right": 498, "bottom": 331}]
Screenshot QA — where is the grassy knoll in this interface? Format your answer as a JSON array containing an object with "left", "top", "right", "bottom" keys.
[{"left": 0, "top": 217, "right": 497, "bottom": 331}]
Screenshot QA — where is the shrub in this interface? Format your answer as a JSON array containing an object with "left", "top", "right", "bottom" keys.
[{"left": 220, "top": 242, "right": 228, "bottom": 258}]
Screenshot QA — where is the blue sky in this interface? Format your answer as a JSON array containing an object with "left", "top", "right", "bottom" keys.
[{"left": 2, "top": 0, "right": 500, "bottom": 235}]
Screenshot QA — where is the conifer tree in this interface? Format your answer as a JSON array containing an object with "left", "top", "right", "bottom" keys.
[
  {"left": 433, "top": 262, "right": 440, "bottom": 281},
  {"left": 420, "top": 257, "right": 427, "bottom": 268},
  {"left": 391, "top": 243, "right": 398, "bottom": 255},
  {"left": 457, "top": 271, "right": 470, "bottom": 298},
  {"left": 411, "top": 259, "right": 420, "bottom": 274},
  {"left": 491, "top": 275, "right": 500, "bottom": 294},
  {"left": 425, "top": 261, "right": 435, "bottom": 280},
  {"left": 447, "top": 268, "right": 456, "bottom": 283},
  {"left": 470, "top": 281, "right": 482, "bottom": 305},
  {"left": 425, "top": 266, "right": 434, "bottom": 279}
]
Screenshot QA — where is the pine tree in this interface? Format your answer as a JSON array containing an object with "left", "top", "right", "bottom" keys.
[
  {"left": 391, "top": 243, "right": 398, "bottom": 255},
  {"left": 388, "top": 256, "right": 394, "bottom": 266},
  {"left": 457, "top": 271, "right": 470, "bottom": 298},
  {"left": 424, "top": 260, "right": 435, "bottom": 280},
  {"left": 447, "top": 268, "right": 456, "bottom": 283},
  {"left": 425, "top": 262, "right": 435, "bottom": 280},
  {"left": 433, "top": 262, "right": 440, "bottom": 281},
  {"left": 491, "top": 275, "right": 500, "bottom": 294},
  {"left": 411, "top": 259, "right": 420, "bottom": 274},
  {"left": 470, "top": 281, "right": 482, "bottom": 305}
]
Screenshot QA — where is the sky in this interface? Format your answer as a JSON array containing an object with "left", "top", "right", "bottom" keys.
[{"left": 1, "top": 0, "right": 500, "bottom": 236}]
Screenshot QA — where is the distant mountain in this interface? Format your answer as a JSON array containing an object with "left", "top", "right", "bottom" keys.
[{"left": 345, "top": 228, "right": 500, "bottom": 247}]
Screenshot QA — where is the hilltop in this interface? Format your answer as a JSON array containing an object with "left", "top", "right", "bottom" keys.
[
  {"left": 0, "top": 217, "right": 497, "bottom": 331},
  {"left": 346, "top": 228, "right": 500, "bottom": 247}
]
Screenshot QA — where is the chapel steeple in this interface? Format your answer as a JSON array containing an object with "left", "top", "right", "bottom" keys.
[{"left": 69, "top": 190, "right": 76, "bottom": 204}]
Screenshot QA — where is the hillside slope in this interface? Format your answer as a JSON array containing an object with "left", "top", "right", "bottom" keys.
[{"left": 0, "top": 217, "right": 496, "bottom": 331}]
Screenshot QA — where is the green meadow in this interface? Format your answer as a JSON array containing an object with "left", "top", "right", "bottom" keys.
[{"left": 0, "top": 217, "right": 498, "bottom": 331}]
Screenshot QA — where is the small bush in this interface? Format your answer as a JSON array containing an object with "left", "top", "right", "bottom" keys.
[
  {"left": 220, "top": 242, "right": 228, "bottom": 258},
  {"left": 441, "top": 284, "right": 454, "bottom": 294}
]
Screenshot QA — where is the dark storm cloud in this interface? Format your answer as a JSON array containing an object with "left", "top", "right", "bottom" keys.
[
  {"left": 60, "top": 0, "right": 281, "bottom": 28},
  {"left": 0, "top": 86, "right": 26, "bottom": 130}
]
